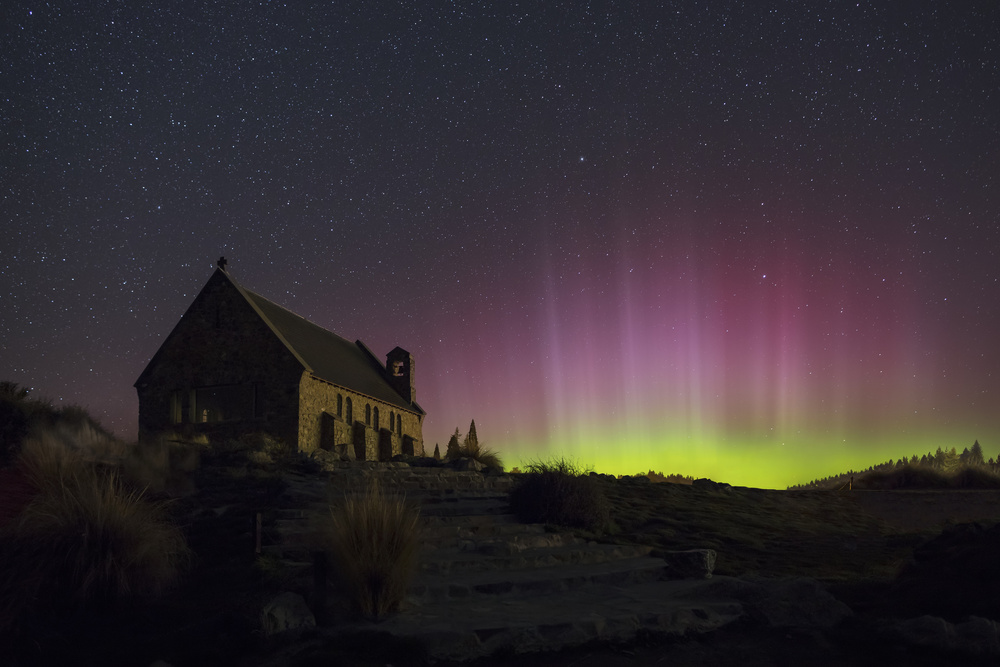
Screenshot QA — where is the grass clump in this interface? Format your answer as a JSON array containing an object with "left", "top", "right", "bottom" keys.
[
  {"left": 317, "top": 480, "right": 420, "bottom": 620},
  {"left": 509, "top": 458, "right": 610, "bottom": 532},
  {"left": 0, "top": 431, "right": 191, "bottom": 632},
  {"left": 458, "top": 439, "right": 504, "bottom": 471}
]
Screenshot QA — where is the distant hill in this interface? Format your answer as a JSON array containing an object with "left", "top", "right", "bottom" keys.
[{"left": 789, "top": 441, "right": 1000, "bottom": 490}]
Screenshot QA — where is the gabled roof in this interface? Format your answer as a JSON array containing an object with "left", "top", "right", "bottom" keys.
[{"left": 138, "top": 268, "right": 423, "bottom": 415}]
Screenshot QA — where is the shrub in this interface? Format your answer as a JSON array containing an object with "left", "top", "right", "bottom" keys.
[
  {"left": 950, "top": 465, "right": 1000, "bottom": 489},
  {"left": 857, "top": 464, "right": 1000, "bottom": 490},
  {"left": 857, "top": 465, "right": 951, "bottom": 490},
  {"left": 458, "top": 439, "right": 503, "bottom": 471},
  {"left": 0, "top": 431, "right": 190, "bottom": 631},
  {"left": 509, "top": 458, "right": 610, "bottom": 532},
  {"left": 316, "top": 480, "right": 420, "bottom": 620}
]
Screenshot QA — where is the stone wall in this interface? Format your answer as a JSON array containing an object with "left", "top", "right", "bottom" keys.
[
  {"left": 135, "top": 270, "right": 302, "bottom": 445},
  {"left": 297, "top": 373, "right": 423, "bottom": 458}
]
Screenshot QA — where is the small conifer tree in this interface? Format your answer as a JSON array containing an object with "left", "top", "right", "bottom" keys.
[
  {"left": 433, "top": 443, "right": 441, "bottom": 460},
  {"left": 445, "top": 429, "right": 461, "bottom": 460},
  {"left": 969, "top": 440, "right": 985, "bottom": 466}
]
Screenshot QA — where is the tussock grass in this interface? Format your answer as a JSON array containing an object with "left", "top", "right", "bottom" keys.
[
  {"left": 124, "top": 434, "right": 201, "bottom": 497},
  {"left": 509, "top": 457, "right": 610, "bottom": 532},
  {"left": 316, "top": 480, "right": 420, "bottom": 620},
  {"left": 0, "top": 430, "right": 190, "bottom": 632},
  {"left": 458, "top": 438, "right": 503, "bottom": 470}
]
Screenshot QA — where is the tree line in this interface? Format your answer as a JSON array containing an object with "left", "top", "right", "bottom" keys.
[{"left": 789, "top": 440, "right": 993, "bottom": 490}]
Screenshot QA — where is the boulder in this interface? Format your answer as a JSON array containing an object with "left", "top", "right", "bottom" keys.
[
  {"left": 261, "top": 591, "right": 316, "bottom": 638},
  {"left": 309, "top": 448, "right": 342, "bottom": 470},
  {"left": 662, "top": 549, "right": 717, "bottom": 579},
  {"left": 335, "top": 442, "right": 356, "bottom": 461},
  {"left": 749, "top": 578, "right": 852, "bottom": 629},
  {"left": 890, "top": 615, "right": 1000, "bottom": 656},
  {"left": 452, "top": 457, "right": 484, "bottom": 472},
  {"left": 688, "top": 577, "right": 851, "bottom": 629},
  {"left": 893, "top": 522, "right": 1000, "bottom": 619}
]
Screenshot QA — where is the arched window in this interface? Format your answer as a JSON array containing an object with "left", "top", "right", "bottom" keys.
[
  {"left": 337, "top": 394, "right": 343, "bottom": 417},
  {"left": 397, "top": 417, "right": 402, "bottom": 436},
  {"left": 389, "top": 412, "right": 395, "bottom": 431},
  {"left": 365, "top": 404, "right": 371, "bottom": 426},
  {"left": 345, "top": 397, "right": 353, "bottom": 424},
  {"left": 373, "top": 407, "right": 380, "bottom": 430}
]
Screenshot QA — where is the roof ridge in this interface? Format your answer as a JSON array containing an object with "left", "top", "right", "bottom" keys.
[{"left": 218, "top": 268, "right": 313, "bottom": 372}]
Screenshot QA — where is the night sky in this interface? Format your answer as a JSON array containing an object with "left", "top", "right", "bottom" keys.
[{"left": 4, "top": 2, "right": 998, "bottom": 488}]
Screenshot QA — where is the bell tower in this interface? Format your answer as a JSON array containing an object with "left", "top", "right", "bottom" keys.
[{"left": 386, "top": 346, "right": 415, "bottom": 403}]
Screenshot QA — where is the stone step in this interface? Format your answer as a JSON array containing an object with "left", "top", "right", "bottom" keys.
[
  {"left": 419, "top": 498, "right": 511, "bottom": 517},
  {"left": 420, "top": 530, "right": 582, "bottom": 556},
  {"left": 419, "top": 518, "right": 546, "bottom": 544},
  {"left": 322, "top": 577, "right": 744, "bottom": 662},
  {"left": 420, "top": 542, "right": 653, "bottom": 575},
  {"left": 408, "top": 555, "right": 669, "bottom": 604}
]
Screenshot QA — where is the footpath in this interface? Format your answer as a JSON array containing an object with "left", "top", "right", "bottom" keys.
[{"left": 261, "top": 461, "right": 850, "bottom": 662}]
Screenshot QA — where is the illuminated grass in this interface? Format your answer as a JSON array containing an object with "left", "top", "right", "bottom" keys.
[
  {"left": 317, "top": 480, "right": 420, "bottom": 620},
  {"left": 0, "top": 433, "right": 190, "bottom": 631}
]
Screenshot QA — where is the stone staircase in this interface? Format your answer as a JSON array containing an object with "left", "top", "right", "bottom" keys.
[{"left": 266, "top": 462, "right": 745, "bottom": 661}]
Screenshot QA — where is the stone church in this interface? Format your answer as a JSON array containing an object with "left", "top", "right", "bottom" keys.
[{"left": 134, "top": 260, "right": 424, "bottom": 458}]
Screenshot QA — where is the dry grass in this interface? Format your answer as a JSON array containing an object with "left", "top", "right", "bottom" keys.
[
  {"left": 0, "top": 430, "right": 190, "bottom": 632},
  {"left": 316, "top": 480, "right": 421, "bottom": 620},
  {"left": 458, "top": 439, "right": 503, "bottom": 470},
  {"left": 509, "top": 458, "right": 611, "bottom": 532}
]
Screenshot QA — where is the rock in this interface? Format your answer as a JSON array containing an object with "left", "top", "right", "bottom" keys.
[
  {"left": 335, "top": 442, "right": 356, "bottom": 461},
  {"left": 261, "top": 591, "right": 316, "bottom": 637},
  {"left": 956, "top": 616, "right": 1000, "bottom": 655},
  {"left": 750, "top": 578, "right": 852, "bottom": 629},
  {"left": 452, "top": 457, "right": 484, "bottom": 472},
  {"left": 692, "top": 478, "right": 733, "bottom": 492},
  {"left": 890, "top": 615, "right": 1000, "bottom": 656},
  {"left": 690, "top": 577, "right": 850, "bottom": 629},
  {"left": 893, "top": 522, "right": 1000, "bottom": 619},
  {"left": 662, "top": 549, "right": 716, "bottom": 579},
  {"left": 309, "top": 448, "right": 341, "bottom": 470}
]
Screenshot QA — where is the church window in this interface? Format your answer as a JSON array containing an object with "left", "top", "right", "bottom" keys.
[
  {"left": 373, "top": 407, "right": 380, "bottom": 430},
  {"left": 346, "top": 397, "right": 353, "bottom": 424},
  {"left": 192, "top": 384, "right": 256, "bottom": 423}
]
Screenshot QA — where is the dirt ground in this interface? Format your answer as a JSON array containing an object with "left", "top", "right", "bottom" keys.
[
  {"left": 452, "top": 487, "right": 1000, "bottom": 667},
  {"left": 844, "top": 489, "right": 1000, "bottom": 533}
]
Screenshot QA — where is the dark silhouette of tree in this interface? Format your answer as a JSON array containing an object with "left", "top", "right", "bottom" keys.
[
  {"left": 969, "top": 440, "right": 985, "bottom": 466},
  {"left": 433, "top": 443, "right": 441, "bottom": 460},
  {"left": 463, "top": 420, "right": 479, "bottom": 451},
  {"left": 445, "top": 428, "right": 461, "bottom": 460}
]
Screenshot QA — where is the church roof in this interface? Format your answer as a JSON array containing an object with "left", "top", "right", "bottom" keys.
[
  {"left": 136, "top": 266, "right": 423, "bottom": 415},
  {"left": 233, "top": 275, "right": 422, "bottom": 414}
]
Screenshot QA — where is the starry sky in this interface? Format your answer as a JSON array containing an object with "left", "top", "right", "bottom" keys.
[{"left": 3, "top": 2, "right": 998, "bottom": 488}]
